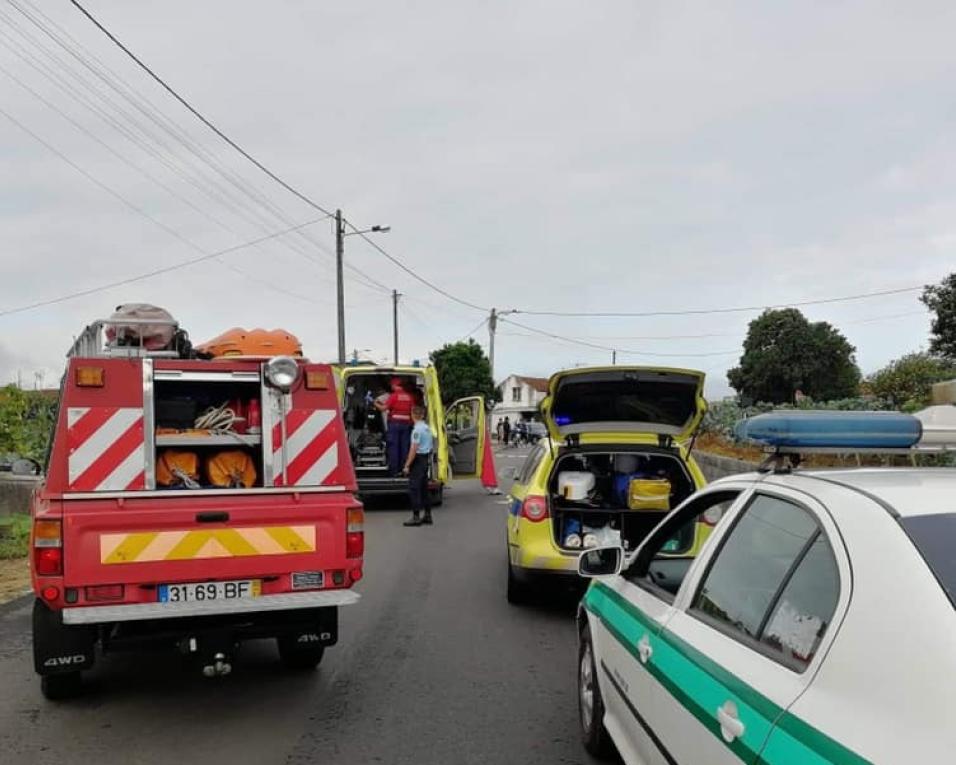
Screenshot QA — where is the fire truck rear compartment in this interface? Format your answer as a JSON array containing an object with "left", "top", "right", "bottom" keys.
[{"left": 153, "top": 378, "right": 264, "bottom": 488}]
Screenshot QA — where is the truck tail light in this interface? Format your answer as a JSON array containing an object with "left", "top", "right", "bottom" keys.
[
  {"left": 85, "top": 585, "right": 125, "bottom": 602},
  {"left": 75, "top": 365, "right": 105, "bottom": 387},
  {"left": 34, "top": 520, "right": 63, "bottom": 575},
  {"left": 521, "top": 495, "right": 549, "bottom": 522},
  {"left": 346, "top": 507, "right": 364, "bottom": 558},
  {"left": 35, "top": 547, "right": 63, "bottom": 576}
]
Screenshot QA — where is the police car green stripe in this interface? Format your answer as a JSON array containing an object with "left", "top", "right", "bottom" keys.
[{"left": 585, "top": 581, "right": 871, "bottom": 765}]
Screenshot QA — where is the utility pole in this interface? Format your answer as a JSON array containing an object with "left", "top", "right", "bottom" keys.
[
  {"left": 612, "top": 350, "right": 617, "bottom": 365},
  {"left": 392, "top": 289, "right": 401, "bottom": 365},
  {"left": 335, "top": 212, "right": 390, "bottom": 366},
  {"left": 488, "top": 307, "right": 518, "bottom": 380},
  {"left": 335, "top": 209, "right": 346, "bottom": 364},
  {"left": 488, "top": 308, "right": 498, "bottom": 379}
]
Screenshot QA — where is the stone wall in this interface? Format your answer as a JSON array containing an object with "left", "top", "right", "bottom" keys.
[
  {"left": 694, "top": 452, "right": 757, "bottom": 482},
  {"left": 0, "top": 476, "right": 40, "bottom": 516}
]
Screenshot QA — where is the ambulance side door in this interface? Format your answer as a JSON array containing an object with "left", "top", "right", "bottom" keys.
[{"left": 445, "top": 396, "right": 486, "bottom": 479}]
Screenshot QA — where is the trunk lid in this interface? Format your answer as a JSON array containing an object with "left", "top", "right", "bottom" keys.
[{"left": 540, "top": 366, "right": 706, "bottom": 444}]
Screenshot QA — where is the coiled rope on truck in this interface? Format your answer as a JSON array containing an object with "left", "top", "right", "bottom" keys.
[{"left": 195, "top": 403, "right": 238, "bottom": 434}]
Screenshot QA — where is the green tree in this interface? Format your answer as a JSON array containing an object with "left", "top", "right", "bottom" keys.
[
  {"left": 429, "top": 340, "right": 499, "bottom": 406},
  {"left": 728, "top": 309, "right": 861, "bottom": 404},
  {"left": 866, "top": 352, "right": 956, "bottom": 410},
  {"left": 921, "top": 274, "right": 956, "bottom": 360},
  {"left": 0, "top": 386, "right": 58, "bottom": 461}
]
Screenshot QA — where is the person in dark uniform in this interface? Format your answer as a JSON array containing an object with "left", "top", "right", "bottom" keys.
[{"left": 402, "top": 405, "right": 434, "bottom": 527}]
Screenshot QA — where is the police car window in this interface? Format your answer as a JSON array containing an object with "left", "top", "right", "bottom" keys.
[
  {"left": 691, "top": 494, "right": 819, "bottom": 643},
  {"left": 628, "top": 491, "right": 740, "bottom": 600},
  {"left": 899, "top": 513, "right": 956, "bottom": 609},
  {"left": 760, "top": 534, "right": 840, "bottom": 670}
]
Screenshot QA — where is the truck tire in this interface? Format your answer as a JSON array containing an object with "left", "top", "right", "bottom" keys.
[
  {"left": 41, "top": 671, "right": 82, "bottom": 701},
  {"left": 277, "top": 637, "right": 325, "bottom": 670}
]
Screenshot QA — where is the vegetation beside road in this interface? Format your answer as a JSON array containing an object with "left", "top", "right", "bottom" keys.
[{"left": 0, "top": 515, "right": 30, "bottom": 560}]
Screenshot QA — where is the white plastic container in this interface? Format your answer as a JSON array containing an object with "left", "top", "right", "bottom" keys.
[{"left": 558, "top": 471, "right": 595, "bottom": 500}]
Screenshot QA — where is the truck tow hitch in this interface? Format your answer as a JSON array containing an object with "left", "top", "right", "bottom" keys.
[
  {"left": 180, "top": 636, "right": 234, "bottom": 678},
  {"left": 202, "top": 652, "right": 232, "bottom": 678}
]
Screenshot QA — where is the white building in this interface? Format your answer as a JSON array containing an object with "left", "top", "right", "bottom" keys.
[{"left": 491, "top": 375, "right": 549, "bottom": 433}]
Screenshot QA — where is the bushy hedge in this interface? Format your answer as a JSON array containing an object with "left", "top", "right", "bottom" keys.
[
  {"left": 0, "top": 386, "right": 57, "bottom": 463},
  {"left": 702, "top": 396, "right": 892, "bottom": 440}
]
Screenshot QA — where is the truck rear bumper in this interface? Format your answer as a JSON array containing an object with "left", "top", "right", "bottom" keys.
[{"left": 62, "top": 589, "right": 360, "bottom": 625}]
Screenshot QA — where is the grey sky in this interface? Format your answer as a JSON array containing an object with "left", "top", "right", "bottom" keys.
[{"left": 1, "top": 1, "right": 953, "bottom": 397}]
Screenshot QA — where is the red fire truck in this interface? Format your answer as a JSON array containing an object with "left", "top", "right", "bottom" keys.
[{"left": 30, "top": 314, "right": 363, "bottom": 699}]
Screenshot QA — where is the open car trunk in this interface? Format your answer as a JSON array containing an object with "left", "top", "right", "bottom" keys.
[
  {"left": 341, "top": 371, "right": 426, "bottom": 480},
  {"left": 548, "top": 446, "right": 695, "bottom": 553}
]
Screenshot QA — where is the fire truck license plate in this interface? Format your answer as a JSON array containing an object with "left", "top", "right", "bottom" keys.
[{"left": 158, "top": 580, "right": 261, "bottom": 603}]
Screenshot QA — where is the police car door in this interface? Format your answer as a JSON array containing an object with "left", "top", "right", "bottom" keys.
[
  {"left": 445, "top": 396, "right": 486, "bottom": 479},
  {"left": 643, "top": 487, "right": 850, "bottom": 765},
  {"left": 587, "top": 488, "right": 746, "bottom": 765}
]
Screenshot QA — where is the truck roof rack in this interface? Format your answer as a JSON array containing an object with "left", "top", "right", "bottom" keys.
[{"left": 68, "top": 317, "right": 181, "bottom": 359}]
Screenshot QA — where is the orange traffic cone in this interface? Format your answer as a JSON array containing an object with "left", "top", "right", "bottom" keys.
[{"left": 481, "top": 424, "right": 501, "bottom": 494}]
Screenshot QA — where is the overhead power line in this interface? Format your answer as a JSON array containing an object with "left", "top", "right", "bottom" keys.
[
  {"left": 458, "top": 318, "right": 489, "bottom": 343},
  {"left": 66, "top": 0, "right": 479, "bottom": 309},
  {"left": 66, "top": 0, "right": 335, "bottom": 220},
  {"left": 3, "top": 0, "right": 389, "bottom": 297},
  {"left": 0, "top": 218, "right": 327, "bottom": 318},
  {"left": 500, "top": 317, "right": 740, "bottom": 359},
  {"left": 511, "top": 285, "right": 922, "bottom": 318},
  {"left": 65, "top": 0, "right": 929, "bottom": 327}
]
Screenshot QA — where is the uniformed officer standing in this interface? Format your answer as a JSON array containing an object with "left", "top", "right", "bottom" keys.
[{"left": 402, "top": 405, "right": 433, "bottom": 527}]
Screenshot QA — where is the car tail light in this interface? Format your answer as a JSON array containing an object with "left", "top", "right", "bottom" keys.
[
  {"left": 346, "top": 507, "right": 364, "bottom": 558},
  {"left": 702, "top": 506, "right": 725, "bottom": 526},
  {"left": 521, "top": 495, "right": 549, "bottom": 522},
  {"left": 85, "top": 585, "right": 125, "bottom": 602},
  {"left": 41, "top": 586, "right": 60, "bottom": 602},
  {"left": 33, "top": 519, "right": 62, "bottom": 575}
]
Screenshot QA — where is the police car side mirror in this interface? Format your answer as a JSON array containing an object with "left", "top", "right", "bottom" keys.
[{"left": 578, "top": 546, "right": 624, "bottom": 578}]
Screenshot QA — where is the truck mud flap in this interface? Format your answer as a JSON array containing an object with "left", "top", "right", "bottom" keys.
[{"left": 33, "top": 600, "right": 96, "bottom": 675}]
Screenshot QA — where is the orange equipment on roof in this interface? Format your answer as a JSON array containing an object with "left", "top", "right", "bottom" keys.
[{"left": 196, "top": 328, "right": 303, "bottom": 360}]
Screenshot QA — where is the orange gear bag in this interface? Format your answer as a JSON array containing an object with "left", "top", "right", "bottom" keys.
[
  {"left": 205, "top": 450, "right": 257, "bottom": 488},
  {"left": 195, "top": 328, "right": 302, "bottom": 359},
  {"left": 156, "top": 449, "right": 200, "bottom": 488}
]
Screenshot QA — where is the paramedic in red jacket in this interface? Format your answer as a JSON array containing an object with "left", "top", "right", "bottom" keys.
[{"left": 376, "top": 377, "right": 415, "bottom": 475}]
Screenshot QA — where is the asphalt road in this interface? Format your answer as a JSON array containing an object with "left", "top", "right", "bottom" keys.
[{"left": 0, "top": 451, "right": 606, "bottom": 765}]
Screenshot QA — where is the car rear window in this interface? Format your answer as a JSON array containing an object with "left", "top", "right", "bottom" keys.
[
  {"left": 552, "top": 371, "right": 699, "bottom": 430},
  {"left": 900, "top": 514, "right": 956, "bottom": 608}
]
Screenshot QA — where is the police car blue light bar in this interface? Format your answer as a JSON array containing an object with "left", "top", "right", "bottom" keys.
[{"left": 735, "top": 410, "right": 923, "bottom": 450}]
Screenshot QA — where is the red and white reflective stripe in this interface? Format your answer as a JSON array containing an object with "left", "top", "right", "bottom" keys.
[
  {"left": 67, "top": 407, "right": 146, "bottom": 491},
  {"left": 272, "top": 409, "right": 340, "bottom": 487}
]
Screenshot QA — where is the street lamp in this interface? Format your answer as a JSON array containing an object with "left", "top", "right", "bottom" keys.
[{"left": 335, "top": 211, "right": 390, "bottom": 364}]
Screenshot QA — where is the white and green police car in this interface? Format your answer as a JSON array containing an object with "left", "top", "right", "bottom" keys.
[{"left": 576, "top": 411, "right": 956, "bottom": 764}]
